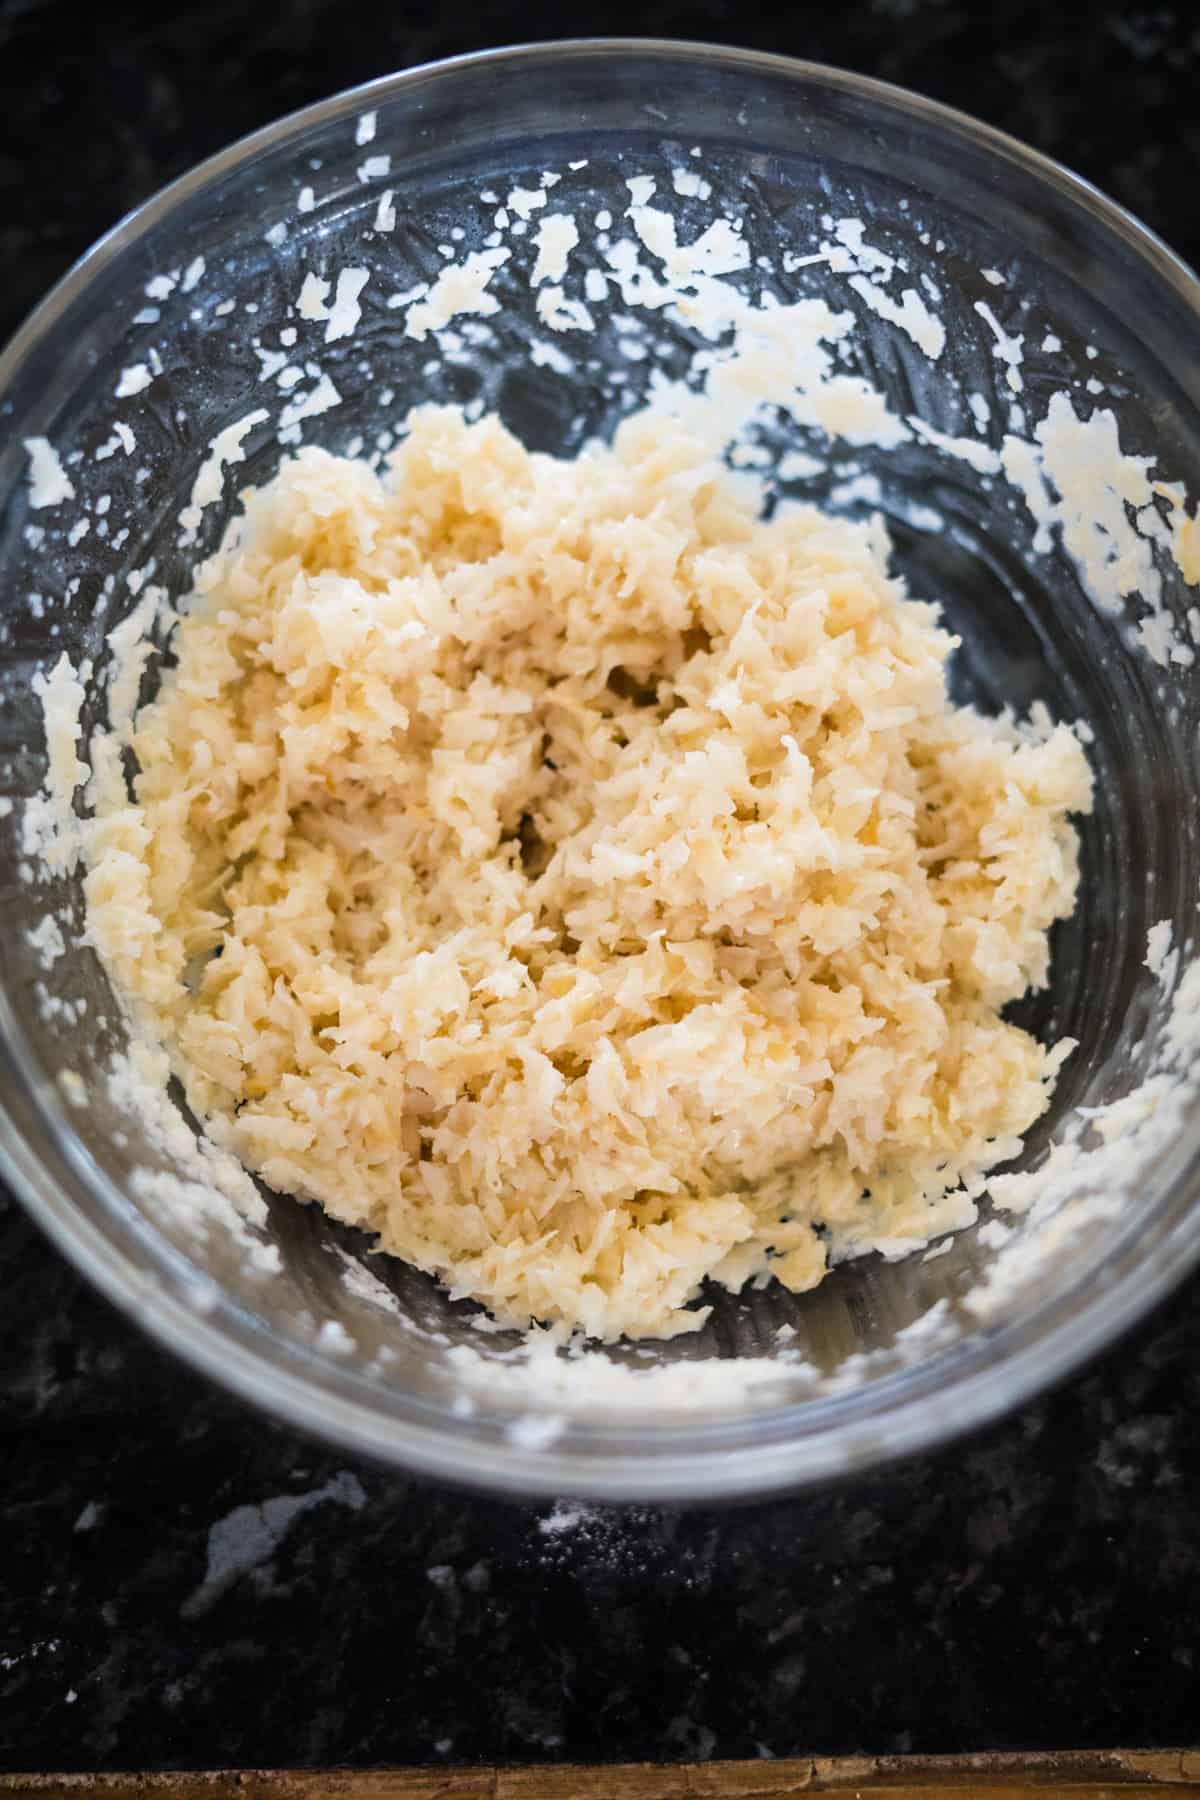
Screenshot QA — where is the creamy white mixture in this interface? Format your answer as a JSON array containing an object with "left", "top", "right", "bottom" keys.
[{"left": 72, "top": 402, "right": 1091, "bottom": 1340}]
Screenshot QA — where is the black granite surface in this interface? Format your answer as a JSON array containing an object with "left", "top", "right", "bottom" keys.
[{"left": 3, "top": 0, "right": 1200, "bottom": 1773}]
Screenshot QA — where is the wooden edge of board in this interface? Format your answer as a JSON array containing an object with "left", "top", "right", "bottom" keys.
[{"left": 1, "top": 1749, "right": 1199, "bottom": 1798}]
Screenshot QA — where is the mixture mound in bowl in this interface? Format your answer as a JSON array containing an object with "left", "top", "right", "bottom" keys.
[{"left": 85, "top": 403, "right": 1092, "bottom": 1340}]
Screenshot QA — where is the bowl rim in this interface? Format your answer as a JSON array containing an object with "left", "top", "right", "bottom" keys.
[{"left": 3, "top": 35, "right": 1200, "bottom": 1502}]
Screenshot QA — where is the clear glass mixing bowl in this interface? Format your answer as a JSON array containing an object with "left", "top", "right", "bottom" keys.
[{"left": 2, "top": 40, "right": 1199, "bottom": 1501}]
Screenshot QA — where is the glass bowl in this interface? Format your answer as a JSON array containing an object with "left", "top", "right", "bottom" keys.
[{"left": 2, "top": 40, "right": 1200, "bottom": 1502}]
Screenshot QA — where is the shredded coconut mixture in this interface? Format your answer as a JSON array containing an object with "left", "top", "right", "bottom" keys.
[{"left": 82, "top": 402, "right": 1092, "bottom": 1341}]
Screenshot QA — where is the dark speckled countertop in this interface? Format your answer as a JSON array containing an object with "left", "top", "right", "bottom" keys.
[{"left": 2, "top": 0, "right": 1200, "bottom": 1774}]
